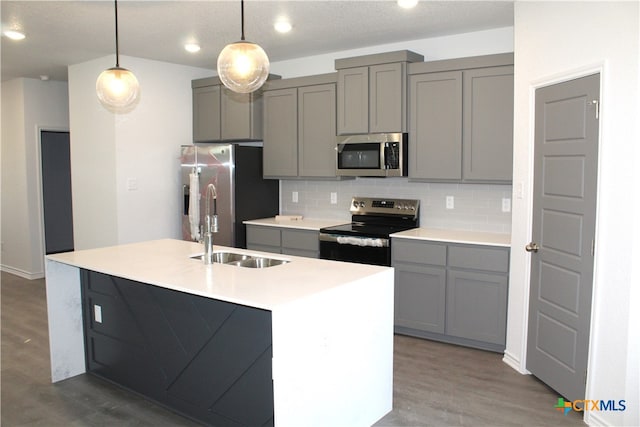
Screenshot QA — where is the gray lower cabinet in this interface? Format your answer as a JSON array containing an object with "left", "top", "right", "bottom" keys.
[
  {"left": 246, "top": 224, "right": 319, "bottom": 258},
  {"left": 262, "top": 74, "right": 337, "bottom": 178},
  {"left": 392, "top": 237, "right": 509, "bottom": 352},
  {"left": 408, "top": 53, "right": 514, "bottom": 183},
  {"left": 81, "top": 269, "right": 274, "bottom": 427},
  {"left": 395, "top": 264, "right": 446, "bottom": 333},
  {"left": 192, "top": 76, "right": 264, "bottom": 142}
]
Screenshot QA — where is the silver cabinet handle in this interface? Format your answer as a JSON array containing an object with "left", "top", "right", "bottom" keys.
[{"left": 525, "top": 242, "right": 540, "bottom": 253}]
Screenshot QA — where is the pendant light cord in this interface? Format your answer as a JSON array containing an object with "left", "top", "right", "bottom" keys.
[
  {"left": 114, "top": 0, "right": 120, "bottom": 67},
  {"left": 240, "top": 0, "right": 245, "bottom": 41}
]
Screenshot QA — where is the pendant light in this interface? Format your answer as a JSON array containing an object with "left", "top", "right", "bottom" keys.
[
  {"left": 217, "top": 0, "right": 270, "bottom": 94},
  {"left": 96, "top": 0, "right": 140, "bottom": 111}
]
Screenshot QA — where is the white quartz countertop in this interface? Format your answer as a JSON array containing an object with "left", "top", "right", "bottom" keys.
[
  {"left": 243, "top": 217, "right": 348, "bottom": 230},
  {"left": 46, "top": 239, "right": 389, "bottom": 311},
  {"left": 391, "top": 227, "right": 511, "bottom": 247}
]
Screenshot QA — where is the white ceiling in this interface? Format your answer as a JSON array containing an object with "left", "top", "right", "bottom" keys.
[{"left": 1, "top": 1, "right": 514, "bottom": 82}]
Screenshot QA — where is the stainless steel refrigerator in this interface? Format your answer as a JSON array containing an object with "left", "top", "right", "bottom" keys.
[{"left": 180, "top": 143, "right": 279, "bottom": 248}]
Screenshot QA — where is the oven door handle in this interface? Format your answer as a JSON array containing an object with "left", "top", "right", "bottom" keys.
[{"left": 319, "top": 233, "right": 390, "bottom": 248}]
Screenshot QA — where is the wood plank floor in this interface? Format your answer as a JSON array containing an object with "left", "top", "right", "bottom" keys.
[{"left": 1, "top": 271, "right": 585, "bottom": 426}]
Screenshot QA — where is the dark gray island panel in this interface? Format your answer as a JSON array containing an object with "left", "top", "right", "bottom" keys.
[{"left": 81, "top": 269, "right": 274, "bottom": 427}]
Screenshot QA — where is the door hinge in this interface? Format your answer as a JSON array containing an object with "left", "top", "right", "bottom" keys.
[
  {"left": 591, "top": 99, "right": 599, "bottom": 119},
  {"left": 591, "top": 239, "right": 595, "bottom": 256}
]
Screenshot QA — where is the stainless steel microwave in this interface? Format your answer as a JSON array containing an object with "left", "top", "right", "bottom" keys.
[{"left": 336, "top": 133, "right": 408, "bottom": 177}]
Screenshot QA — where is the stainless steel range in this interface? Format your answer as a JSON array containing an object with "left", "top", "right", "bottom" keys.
[{"left": 319, "top": 197, "right": 420, "bottom": 266}]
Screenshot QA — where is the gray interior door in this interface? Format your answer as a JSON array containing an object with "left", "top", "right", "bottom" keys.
[
  {"left": 526, "top": 74, "right": 600, "bottom": 402},
  {"left": 41, "top": 130, "right": 74, "bottom": 254}
]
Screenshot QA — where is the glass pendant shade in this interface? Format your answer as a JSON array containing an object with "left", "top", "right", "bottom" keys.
[
  {"left": 96, "top": 66, "right": 140, "bottom": 110},
  {"left": 217, "top": 41, "right": 269, "bottom": 94}
]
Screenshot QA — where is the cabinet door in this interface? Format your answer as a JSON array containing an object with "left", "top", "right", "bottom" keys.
[
  {"left": 462, "top": 66, "right": 514, "bottom": 181},
  {"left": 409, "top": 71, "right": 463, "bottom": 180},
  {"left": 394, "top": 264, "right": 446, "bottom": 333},
  {"left": 281, "top": 228, "right": 319, "bottom": 258},
  {"left": 337, "top": 67, "right": 369, "bottom": 134},
  {"left": 298, "top": 83, "right": 337, "bottom": 177},
  {"left": 193, "top": 85, "right": 221, "bottom": 142},
  {"left": 446, "top": 270, "right": 508, "bottom": 345},
  {"left": 82, "top": 270, "right": 274, "bottom": 426},
  {"left": 370, "top": 62, "right": 405, "bottom": 133},
  {"left": 246, "top": 225, "right": 282, "bottom": 254},
  {"left": 263, "top": 88, "right": 298, "bottom": 177},
  {"left": 221, "top": 87, "right": 258, "bottom": 140}
]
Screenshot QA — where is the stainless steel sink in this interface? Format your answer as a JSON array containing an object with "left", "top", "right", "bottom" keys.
[
  {"left": 226, "top": 257, "right": 289, "bottom": 268},
  {"left": 190, "top": 251, "right": 289, "bottom": 268}
]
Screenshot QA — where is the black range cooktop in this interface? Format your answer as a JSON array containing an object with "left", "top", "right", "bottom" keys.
[
  {"left": 320, "top": 222, "right": 417, "bottom": 239},
  {"left": 320, "top": 197, "right": 420, "bottom": 238}
]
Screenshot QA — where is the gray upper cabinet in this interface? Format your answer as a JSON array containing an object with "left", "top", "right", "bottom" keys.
[
  {"left": 408, "top": 53, "right": 514, "bottom": 183},
  {"left": 262, "top": 74, "right": 338, "bottom": 179},
  {"left": 336, "top": 66, "right": 369, "bottom": 134},
  {"left": 462, "top": 66, "right": 514, "bottom": 181},
  {"left": 298, "top": 84, "right": 337, "bottom": 177},
  {"left": 369, "top": 62, "right": 407, "bottom": 133},
  {"left": 335, "top": 50, "right": 423, "bottom": 135},
  {"left": 409, "top": 71, "right": 463, "bottom": 180},
  {"left": 263, "top": 88, "right": 298, "bottom": 177},
  {"left": 193, "top": 84, "right": 221, "bottom": 142},
  {"left": 192, "top": 76, "right": 270, "bottom": 142}
]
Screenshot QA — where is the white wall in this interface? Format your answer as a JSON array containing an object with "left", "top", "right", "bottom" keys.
[
  {"left": 1, "top": 78, "right": 69, "bottom": 278},
  {"left": 68, "top": 56, "right": 211, "bottom": 250},
  {"left": 270, "top": 26, "right": 514, "bottom": 78},
  {"left": 508, "top": 2, "right": 639, "bottom": 426}
]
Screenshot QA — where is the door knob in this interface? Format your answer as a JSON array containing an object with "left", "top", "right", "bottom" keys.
[{"left": 525, "top": 242, "right": 540, "bottom": 253}]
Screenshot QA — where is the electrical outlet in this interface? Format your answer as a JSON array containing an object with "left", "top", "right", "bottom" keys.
[
  {"left": 330, "top": 192, "right": 338, "bottom": 204},
  {"left": 94, "top": 305, "right": 103, "bottom": 323},
  {"left": 446, "top": 196, "right": 454, "bottom": 210},
  {"left": 502, "top": 198, "right": 511, "bottom": 213},
  {"left": 292, "top": 191, "right": 298, "bottom": 203}
]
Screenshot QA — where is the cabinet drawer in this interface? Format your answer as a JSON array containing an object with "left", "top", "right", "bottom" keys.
[
  {"left": 246, "top": 225, "right": 281, "bottom": 247},
  {"left": 392, "top": 239, "right": 446, "bottom": 266},
  {"left": 448, "top": 245, "right": 509, "bottom": 273},
  {"left": 282, "top": 229, "right": 318, "bottom": 251}
]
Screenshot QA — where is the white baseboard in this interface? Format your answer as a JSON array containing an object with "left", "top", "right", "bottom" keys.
[
  {"left": 502, "top": 350, "right": 529, "bottom": 374},
  {"left": 0, "top": 265, "right": 45, "bottom": 280}
]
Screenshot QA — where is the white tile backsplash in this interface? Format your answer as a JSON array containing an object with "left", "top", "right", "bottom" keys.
[{"left": 280, "top": 178, "right": 512, "bottom": 233}]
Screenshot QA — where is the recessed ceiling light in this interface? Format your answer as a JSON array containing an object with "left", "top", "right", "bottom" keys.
[
  {"left": 3, "top": 30, "right": 26, "bottom": 40},
  {"left": 274, "top": 20, "right": 292, "bottom": 34},
  {"left": 184, "top": 43, "right": 201, "bottom": 53},
  {"left": 397, "top": 0, "right": 418, "bottom": 9}
]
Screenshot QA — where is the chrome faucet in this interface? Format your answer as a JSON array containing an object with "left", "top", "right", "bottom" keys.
[{"left": 203, "top": 183, "right": 219, "bottom": 264}]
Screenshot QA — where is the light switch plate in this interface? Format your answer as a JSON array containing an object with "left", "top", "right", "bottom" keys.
[
  {"left": 292, "top": 191, "right": 298, "bottom": 203},
  {"left": 330, "top": 192, "right": 338, "bottom": 204},
  {"left": 126, "top": 178, "right": 138, "bottom": 191}
]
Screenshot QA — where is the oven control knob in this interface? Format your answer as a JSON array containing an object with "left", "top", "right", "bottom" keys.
[
  {"left": 359, "top": 201, "right": 365, "bottom": 208},
  {"left": 410, "top": 206, "right": 416, "bottom": 211},
  {"left": 353, "top": 201, "right": 359, "bottom": 208}
]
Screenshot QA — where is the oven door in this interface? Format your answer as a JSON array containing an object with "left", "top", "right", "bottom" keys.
[{"left": 319, "top": 233, "right": 391, "bottom": 266}]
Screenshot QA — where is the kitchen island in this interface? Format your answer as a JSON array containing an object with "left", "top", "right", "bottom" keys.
[{"left": 45, "top": 239, "right": 393, "bottom": 427}]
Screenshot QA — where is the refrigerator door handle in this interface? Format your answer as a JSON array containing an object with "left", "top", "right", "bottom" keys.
[{"left": 183, "top": 184, "right": 189, "bottom": 216}]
